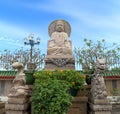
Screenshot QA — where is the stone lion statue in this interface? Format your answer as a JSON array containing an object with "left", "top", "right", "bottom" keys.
[{"left": 90, "top": 59, "right": 107, "bottom": 99}]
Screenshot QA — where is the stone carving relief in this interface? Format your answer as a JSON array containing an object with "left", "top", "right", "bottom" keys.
[
  {"left": 8, "top": 62, "right": 31, "bottom": 97},
  {"left": 50, "top": 58, "right": 69, "bottom": 67},
  {"left": 47, "top": 20, "right": 72, "bottom": 56},
  {"left": 91, "top": 59, "right": 107, "bottom": 99}
]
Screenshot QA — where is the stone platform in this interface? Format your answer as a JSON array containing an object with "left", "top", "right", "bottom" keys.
[{"left": 5, "top": 97, "right": 30, "bottom": 114}]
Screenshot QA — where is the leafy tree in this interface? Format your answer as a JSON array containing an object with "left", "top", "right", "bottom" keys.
[
  {"left": 0, "top": 47, "right": 45, "bottom": 70},
  {"left": 74, "top": 38, "right": 120, "bottom": 71}
]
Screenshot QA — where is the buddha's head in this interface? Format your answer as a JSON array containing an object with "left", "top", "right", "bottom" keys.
[{"left": 55, "top": 20, "right": 65, "bottom": 32}]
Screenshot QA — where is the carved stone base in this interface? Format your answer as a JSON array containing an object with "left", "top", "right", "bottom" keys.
[
  {"left": 8, "top": 97, "right": 29, "bottom": 104},
  {"left": 45, "top": 55, "right": 75, "bottom": 70},
  {"left": 5, "top": 110, "right": 30, "bottom": 114},
  {"left": 89, "top": 99, "right": 112, "bottom": 114},
  {"left": 5, "top": 103, "right": 28, "bottom": 110},
  {"left": 5, "top": 97, "right": 30, "bottom": 114}
]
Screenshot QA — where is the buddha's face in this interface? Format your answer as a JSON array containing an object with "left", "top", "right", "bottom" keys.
[{"left": 56, "top": 21, "right": 64, "bottom": 32}]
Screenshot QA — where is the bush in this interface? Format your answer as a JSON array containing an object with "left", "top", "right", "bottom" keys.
[
  {"left": 34, "top": 70, "right": 85, "bottom": 90},
  {"left": 32, "top": 79, "right": 72, "bottom": 114},
  {"left": 32, "top": 70, "right": 85, "bottom": 114}
]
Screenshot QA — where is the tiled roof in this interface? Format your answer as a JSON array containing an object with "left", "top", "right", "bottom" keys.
[
  {"left": 102, "top": 70, "right": 120, "bottom": 78},
  {"left": 0, "top": 71, "right": 17, "bottom": 80},
  {"left": 79, "top": 70, "right": 120, "bottom": 79},
  {"left": 0, "top": 70, "right": 120, "bottom": 80}
]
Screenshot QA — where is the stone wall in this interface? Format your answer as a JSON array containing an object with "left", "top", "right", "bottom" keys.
[
  {"left": 105, "top": 78, "right": 120, "bottom": 96},
  {"left": 0, "top": 80, "right": 13, "bottom": 96}
]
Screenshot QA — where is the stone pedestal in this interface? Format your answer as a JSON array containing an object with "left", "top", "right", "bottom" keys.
[
  {"left": 89, "top": 99, "right": 112, "bottom": 114},
  {"left": 5, "top": 97, "right": 30, "bottom": 114},
  {"left": 45, "top": 55, "right": 75, "bottom": 70},
  {"left": 68, "top": 97, "right": 88, "bottom": 114}
]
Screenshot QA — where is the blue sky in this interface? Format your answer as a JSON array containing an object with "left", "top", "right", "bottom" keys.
[{"left": 0, "top": 0, "right": 120, "bottom": 54}]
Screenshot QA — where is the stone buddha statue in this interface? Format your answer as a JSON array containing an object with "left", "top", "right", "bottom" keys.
[
  {"left": 47, "top": 20, "right": 72, "bottom": 56},
  {"left": 45, "top": 20, "right": 75, "bottom": 70}
]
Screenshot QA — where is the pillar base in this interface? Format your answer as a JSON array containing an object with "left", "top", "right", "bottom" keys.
[{"left": 89, "top": 99, "right": 112, "bottom": 114}]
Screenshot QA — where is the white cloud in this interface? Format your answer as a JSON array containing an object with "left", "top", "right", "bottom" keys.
[
  {"left": 0, "top": 21, "right": 27, "bottom": 50},
  {"left": 0, "top": 0, "right": 120, "bottom": 51},
  {"left": 23, "top": 0, "right": 120, "bottom": 30},
  {"left": 0, "top": 36, "right": 19, "bottom": 44},
  {"left": 0, "top": 21, "right": 29, "bottom": 37},
  {"left": 0, "top": 36, "right": 23, "bottom": 49}
]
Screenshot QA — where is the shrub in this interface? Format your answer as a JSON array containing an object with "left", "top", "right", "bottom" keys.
[
  {"left": 32, "top": 70, "right": 85, "bottom": 114},
  {"left": 32, "top": 79, "right": 72, "bottom": 114},
  {"left": 34, "top": 70, "right": 85, "bottom": 90}
]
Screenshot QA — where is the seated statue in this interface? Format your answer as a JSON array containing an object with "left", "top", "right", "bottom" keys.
[{"left": 47, "top": 20, "right": 72, "bottom": 56}]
